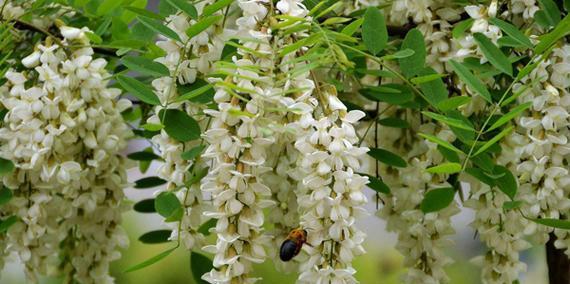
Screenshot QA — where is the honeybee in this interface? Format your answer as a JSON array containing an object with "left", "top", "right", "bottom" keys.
[{"left": 279, "top": 228, "right": 308, "bottom": 262}]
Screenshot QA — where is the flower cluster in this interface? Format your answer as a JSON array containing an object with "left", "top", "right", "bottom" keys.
[
  {"left": 0, "top": 26, "right": 131, "bottom": 283},
  {"left": 147, "top": 1, "right": 227, "bottom": 250},
  {"left": 200, "top": 1, "right": 276, "bottom": 282},
  {"left": 376, "top": 116, "right": 459, "bottom": 284},
  {"left": 497, "top": 45, "right": 570, "bottom": 252},
  {"left": 294, "top": 90, "right": 368, "bottom": 283}
]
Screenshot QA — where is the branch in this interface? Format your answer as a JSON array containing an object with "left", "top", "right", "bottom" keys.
[{"left": 11, "top": 19, "right": 119, "bottom": 57}]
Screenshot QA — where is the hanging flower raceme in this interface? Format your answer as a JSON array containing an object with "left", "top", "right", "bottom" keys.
[
  {"left": 485, "top": 45, "right": 570, "bottom": 267},
  {"left": 374, "top": 114, "right": 459, "bottom": 283},
  {"left": 260, "top": 0, "right": 319, "bottom": 272},
  {"left": 200, "top": 1, "right": 277, "bottom": 282},
  {"left": 146, "top": 1, "right": 227, "bottom": 250},
  {"left": 293, "top": 88, "right": 368, "bottom": 284},
  {"left": 0, "top": 25, "right": 131, "bottom": 283}
]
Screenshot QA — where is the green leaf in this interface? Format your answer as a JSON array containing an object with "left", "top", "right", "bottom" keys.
[
  {"left": 125, "top": 6, "right": 164, "bottom": 20},
  {"left": 135, "top": 177, "right": 167, "bottom": 189},
  {"left": 191, "top": 252, "right": 213, "bottom": 284},
  {"left": 0, "top": 186, "right": 12, "bottom": 207},
  {"left": 416, "top": 67, "right": 448, "bottom": 106},
  {"left": 465, "top": 167, "right": 495, "bottom": 187},
  {"left": 117, "top": 75, "right": 161, "bottom": 105},
  {"left": 159, "top": 109, "right": 201, "bottom": 142},
  {"left": 155, "top": 192, "right": 182, "bottom": 219},
  {"left": 420, "top": 187, "right": 455, "bottom": 213},
  {"left": 85, "top": 32, "right": 102, "bottom": 44},
  {"left": 452, "top": 18, "right": 474, "bottom": 39},
  {"left": 0, "top": 158, "right": 14, "bottom": 176},
  {"left": 181, "top": 145, "right": 206, "bottom": 160},
  {"left": 399, "top": 29, "right": 426, "bottom": 78},
  {"left": 142, "top": 123, "right": 164, "bottom": 131},
  {"left": 139, "top": 230, "right": 172, "bottom": 244},
  {"left": 359, "top": 173, "right": 390, "bottom": 194},
  {"left": 198, "top": 219, "right": 216, "bottom": 235},
  {"left": 422, "top": 111, "right": 475, "bottom": 132},
  {"left": 175, "top": 84, "right": 213, "bottom": 103},
  {"left": 122, "top": 56, "right": 170, "bottom": 77},
  {"left": 503, "top": 200, "right": 523, "bottom": 210},
  {"left": 410, "top": 73, "right": 446, "bottom": 85},
  {"left": 448, "top": 60, "right": 492, "bottom": 103},
  {"left": 493, "top": 165, "right": 517, "bottom": 199},
  {"left": 359, "top": 84, "right": 413, "bottom": 105},
  {"left": 535, "top": 14, "right": 570, "bottom": 54},
  {"left": 127, "top": 151, "right": 161, "bottom": 161},
  {"left": 473, "top": 126, "right": 513, "bottom": 157},
  {"left": 0, "top": 215, "right": 17, "bottom": 233},
  {"left": 362, "top": 7, "right": 387, "bottom": 55},
  {"left": 186, "top": 15, "right": 223, "bottom": 39},
  {"left": 125, "top": 247, "right": 177, "bottom": 272},
  {"left": 137, "top": 16, "right": 181, "bottom": 41},
  {"left": 97, "top": 0, "right": 124, "bottom": 16},
  {"left": 341, "top": 18, "right": 363, "bottom": 36},
  {"left": 202, "top": 0, "right": 232, "bottom": 17},
  {"left": 378, "top": 117, "right": 409, "bottom": 128},
  {"left": 165, "top": 0, "right": 198, "bottom": 18},
  {"left": 437, "top": 145, "right": 460, "bottom": 163},
  {"left": 532, "top": 218, "right": 570, "bottom": 230},
  {"left": 536, "top": 0, "right": 561, "bottom": 27},
  {"left": 383, "top": 49, "right": 415, "bottom": 60},
  {"left": 489, "top": 18, "right": 533, "bottom": 48},
  {"left": 186, "top": 167, "right": 209, "bottom": 186},
  {"left": 487, "top": 102, "right": 532, "bottom": 132},
  {"left": 473, "top": 33, "right": 513, "bottom": 76},
  {"left": 426, "top": 162, "right": 462, "bottom": 174},
  {"left": 368, "top": 148, "right": 407, "bottom": 168},
  {"left": 419, "top": 133, "right": 463, "bottom": 153},
  {"left": 437, "top": 96, "right": 471, "bottom": 112},
  {"left": 134, "top": 199, "right": 156, "bottom": 213}
]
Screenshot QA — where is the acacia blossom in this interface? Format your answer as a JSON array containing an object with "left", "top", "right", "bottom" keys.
[
  {"left": 200, "top": 1, "right": 276, "bottom": 282},
  {"left": 497, "top": 45, "right": 570, "bottom": 254},
  {"left": 146, "top": 1, "right": 227, "bottom": 250},
  {"left": 0, "top": 26, "right": 131, "bottom": 283},
  {"left": 261, "top": 0, "right": 319, "bottom": 272},
  {"left": 374, "top": 115, "right": 459, "bottom": 284},
  {"left": 294, "top": 88, "right": 368, "bottom": 283}
]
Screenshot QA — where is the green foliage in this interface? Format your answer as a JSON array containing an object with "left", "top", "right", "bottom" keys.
[
  {"left": 191, "top": 252, "right": 213, "bottom": 284},
  {"left": 489, "top": 18, "right": 533, "bottom": 49},
  {"left": 0, "top": 158, "right": 14, "bottom": 176},
  {"left": 125, "top": 247, "right": 177, "bottom": 272},
  {"left": 165, "top": 0, "right": 198, "bottom": 18},
  {"left": 134, "top": 199, "right": 156, "bottom": 213},
  {"left": 359, "top": 173, "right": 390, "bottom": 194},
  {"left": 367, "top": 148, "right": 407, "bottom": 168},
  {"left": 155, "top": 192, "right": 183, "bottom": 221},
  {"left": 137, "top": 16, "right": 181, "bottom": 41},
  {"left": 426, "top": 163, "right": 462, "bottom": 174},
  {"left": 122, "top": 56, "right": 170, "bottom": 77},
  {"left": 420, "top": 187, "right": 455, "bottom": 213},
  {"left": 0, "top": 186, "right": 12, "bottom": 207},
  {"left": 186, "top": 15, "right": 223, "bottom": 39},
  {"left": 134, "top": 177, "right": 167, "bottom": 189},
  {"left": 473, "top": 33, "right": 513, "bottom": 76},
  {"left": 139, "top": 230, "right": 173, "bottom": 244},
  {"left": 448, "top": 60, "right": 492, "bottom": 103},
  {"left": 181, "top": 145, "right": 206, "bottom": 160},
  {"left": 117, "top": 75, "right": 161, "bottom": 105},
  {"left": 399, "top": 29, "right": 426, "bottom": 78},
  {"left": 159, "top": 109, "right": 201, "bottom": 142},
  {"left": 362, "top": 7, "right": 387, "bottom": 55}
]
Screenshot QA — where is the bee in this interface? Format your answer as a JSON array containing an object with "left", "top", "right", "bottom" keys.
[{"left": 279, "top": 228, "right": 308, "bottom": 262}]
